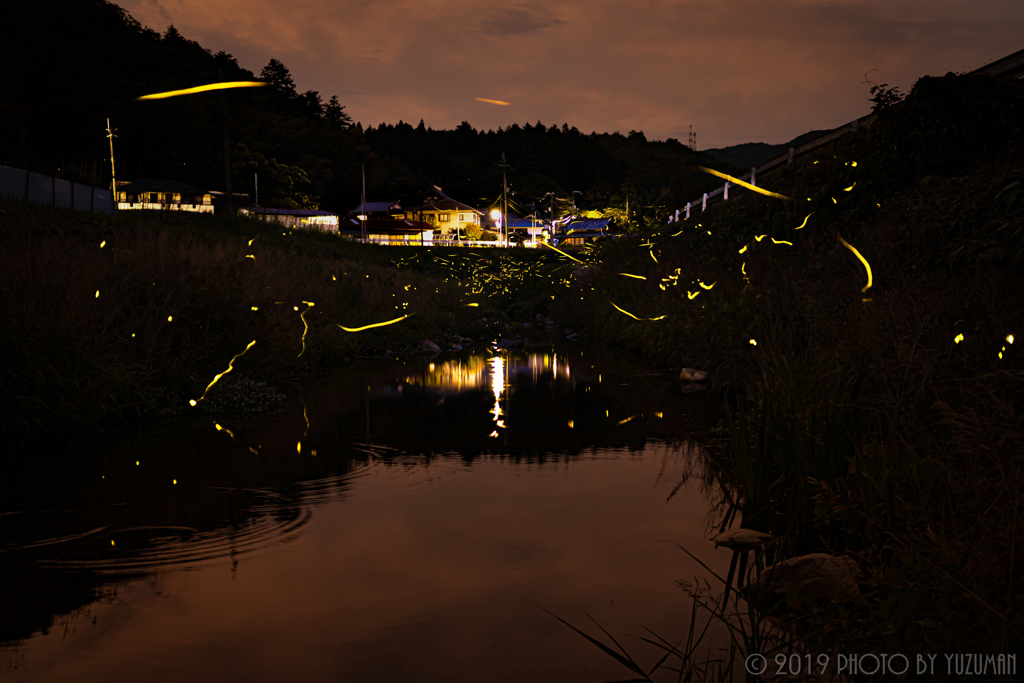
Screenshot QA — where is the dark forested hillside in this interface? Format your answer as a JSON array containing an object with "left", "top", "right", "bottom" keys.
[{"left": 1, "top": 0, "right": 737, "bottom": 219}]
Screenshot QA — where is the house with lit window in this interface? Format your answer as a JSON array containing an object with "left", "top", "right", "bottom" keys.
[
  {"left": 239, "top": 207, "right": 339, "bottom": 231},
  {"left": 396, "top": 187, "right": 483, "bottom": 238},
  {"left": 115, "top": 179, "right": 213, "bottom": 213}
]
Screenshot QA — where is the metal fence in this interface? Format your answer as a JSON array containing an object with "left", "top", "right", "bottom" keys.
[{"left": 0, "top": 164, "right": 115, "bottom": 214}]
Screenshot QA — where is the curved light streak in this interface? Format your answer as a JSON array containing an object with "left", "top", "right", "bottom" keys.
[
  {"left": 336, "top": 314, "right": 411, "bottom": 332},
  {"left": 837, "top": 235, "right": 873, "bottom": 294},
  {"left": 474, "top": 98, "right": 511, "bottom": 106},
  {"left": 137, "top": 81, "right": 268, "bottom": 100},
  {"left": 191, "top": 340, "right": 256, "bottom": 405},
  {"left": 697, "top": 166, "right": 792, "bottom": 201},
  {"left": 610, "top": 301, "right": 666, "bottom": 321}
]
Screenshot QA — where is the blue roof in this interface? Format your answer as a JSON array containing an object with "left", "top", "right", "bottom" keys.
[{"left": 506, "top": 219, "right": 547, "bottom": 228}]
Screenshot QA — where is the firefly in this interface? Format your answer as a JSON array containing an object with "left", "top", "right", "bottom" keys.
[
  {"left": 337, "top": 314, "right": 411, "bottom": 332},
  {"left": 192, "top": 340, "right": 257, "bottom": 405},
  {"left": 837, "top": 235, "right": 873, "bottom": 294},
  {"left": 697, "top": 166, "right": 792, "bottom": 201},
  {"left": 137, "top": 81, "right": 268, "bottom": 100}
]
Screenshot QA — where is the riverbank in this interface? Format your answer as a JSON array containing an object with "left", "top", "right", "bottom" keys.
[{"left": 548, "top": 72, "right": 1023, "bottom": 667}]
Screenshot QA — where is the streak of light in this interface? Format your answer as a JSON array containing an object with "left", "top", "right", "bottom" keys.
[
  {"left": 771, "top": 238, "right": 793, "bottom": 245},
  {"left": 688, "top": 291, "right": 700, "bottom": 300},
  {"left": 610, "top": 301, "right": 666, "bottom": 321},
  {"left": 650, "top": 248, "right": 658, "bottom": 263},
  {"left": 618, "top": 273, "right": 646, "bottom": 280},
  {"left": 1008, "top": 335, "right": 1015, "bottom": 344},
  {"left": 137, "top": 81, "right": 268, "bottom": 100},
  {"left": 955, "top": 334, "right": 964, "bottom": 344},
  {"left": 95, "top": 290, "right": 100, "bottom": 298},
  {"left": 837, "top": 235, "right": 873, "bottom": 294},
  {"left": 540, "top": 241, "right": 584, "bottom": 263},
  {"left": 567, "top": 419, "right": 574, "bottom": 429},
  {"left": 750, "top": 339, "right": 757, "bottom": 345},
  {"left": 844, "top": 183, "right": 856, "bottom": 192},
  {"left": 298, "top": 301, "right": 314, "bottom": 357},
  {"left": 466, "top": 303, "right": 479, "bottom": 307},
  {"left": 246, "top": 254, "right": 255, "bottom": 260},
  {"left": 699, "top": 281, "right": 716, "bottom": 290},
  {"left": 474, "top": 98, "right": 511, "bottom": 106},
  {"left": 337, "top": 314, "right": 411, "bottom": 332},
  {"left": 794, "top": 213, "right": 814, "bottom": 230},
  {"left": 191, "top": 340, "right": 256, "bottom": 406},
  {"left": 100, "top": 241, "right": 106, "bottom": 248},
  {"left": 617, "top": 415, "right": 636, "bottom": 425},
  {"left": 697, "top": 165, "right": 792, "bottom": 201},
  {"left": 738, "top": 245, "right": 748, "bottom": 254}
]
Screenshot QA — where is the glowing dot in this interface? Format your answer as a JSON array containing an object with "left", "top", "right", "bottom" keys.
[
  {"left": 100, "top": 240, "right": 106, "bottom": 248},
  {"left": 852, "top": 161, "right": 858, "bottom": 167},
  {"left": 567, "top": 419, "right": 574, "bottom": 428},
  {"left": 252, "top": 306, "right": 258, "bottom": 311},
  {"left": 173, "top": 479, "right": 177, "bottom": 485},
  {"left": 311, "top": 450, "right": 317, "bottom": 456},
  {"left": 111, "top": 540, "right": 115, "bottom": 546},
  {"left": 136, "top": 461, "right": 139, "bottom": 466},
  {"left": 132, "top": 333, "right": 135, "bottom": 337},
  {"left": 189, "top": 399, "right": 197, "bottom": 406},
  {"left": 739, "top": 245, "right": 748, "bottom": 254},
  {"left": 750, "top": 339, "right": 757, "bottom": 345},
  {"left": 655, "top": 412, "right": 663, "bottom": 418},
  {"left": 955, "top": 334, "right": 964, "bottom": 344},
  {"left": 297, "top": 442, "right": 301, "bottom": 453},
  {"left": 168, "top": 316, "right": 173, "bottom": 322},
  {"left": 832, "top": 197, "right": 837, "bottom": 204},
  {"left": 1007, "top": 335, "right": 1015, "bottom": 344},
  {"left": 95, "top": 290, "right": 100, "bottom": 298},
  {"left": 294, "top": 306, "right": 299, "bottom": 311},
  {"left": 332, "top": 275, "right": 337, "bottom": 281}
]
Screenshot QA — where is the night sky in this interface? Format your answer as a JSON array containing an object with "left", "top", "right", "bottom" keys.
[{"left": 120, "top": 1, "right": 1023, "bottom": 145}]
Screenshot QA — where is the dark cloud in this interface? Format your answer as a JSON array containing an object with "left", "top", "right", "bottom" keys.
[{"left": 472, "top": 4, "right": 563, "bottom": 37}]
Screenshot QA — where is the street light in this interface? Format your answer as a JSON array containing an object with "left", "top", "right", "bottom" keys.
[{"left": 489, "top": 208, "right": 502, "bottom": 245}]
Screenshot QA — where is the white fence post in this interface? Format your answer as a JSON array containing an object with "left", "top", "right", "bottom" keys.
[
  {"left": 685, "top": 203, "right": 690, "bottom": 219},
  {"left": 751, "top": 167, "right": 756, "bottom": 187},
  {"left": 724, "top": 182, "right": 729, "bottom": 200},
  {"left": 702, "top": 193, "right": 707, "bottom": 211}
]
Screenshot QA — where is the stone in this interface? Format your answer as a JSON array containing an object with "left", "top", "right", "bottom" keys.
[
  {"left": 679, "top": 368, "right": 708, "bottom": 382},
  {"left": 711, "top": 529, "right": 774, "bottom": 550},
  {"left": 754, "top": 553, "right": 862, "bottom": 602}
]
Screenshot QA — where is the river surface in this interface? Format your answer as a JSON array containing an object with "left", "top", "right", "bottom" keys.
[{"left": 1, "top": 346, "right": 734, "bottom": 682}]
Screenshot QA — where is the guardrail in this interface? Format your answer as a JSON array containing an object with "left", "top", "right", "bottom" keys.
[
  {"left": 669, "top": 46, "right": 1024, "bottom": 223},
  {"left": 0, "top": 163, "right": 115, "bottom": 214},
  {"left": 668, "top": 112, "right": 877, "bottom": 223}
]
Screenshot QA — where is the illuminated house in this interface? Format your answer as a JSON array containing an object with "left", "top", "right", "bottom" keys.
[
  {"left": 397, "top": 187, "right": 483, "bottom": 238},
  {"left": 338, "top": 217, "right": 434, "bottom": 244},
  {"left": 238, "top": 207, "right": 339, "bottom": 231},
  {"left": 557, "top": 218, "right": 613, "bottom": 245},
  {"left": 116, "top": 179, "right": 213, "bottom": 213}
]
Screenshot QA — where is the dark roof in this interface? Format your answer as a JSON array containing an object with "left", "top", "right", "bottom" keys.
[
  {"left": 245, "top": 208, "right": 337, "bottom": 217},
  {"left": 122, "top": 178, "right": 205, "bottom": 195},
  {"left": 403, "top": 198, "right": 483, "bottom": 214},
  {"left": 564, "top": 219, "right": 611, "bottom": 233},
  {"left": 339, "top": 218, "right": 433, "bottom": 234},
  {"left": 350, "top": 200, "right": 402, "bottom": 214}
]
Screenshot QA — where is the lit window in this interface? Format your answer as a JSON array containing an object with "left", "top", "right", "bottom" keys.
[{"left": 439, "top": 213, "right": 451, "bottom": 222}]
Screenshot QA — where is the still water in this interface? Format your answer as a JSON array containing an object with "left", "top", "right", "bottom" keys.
[{"left": 2, "top": 346, "right": 732, "bottom": 682}]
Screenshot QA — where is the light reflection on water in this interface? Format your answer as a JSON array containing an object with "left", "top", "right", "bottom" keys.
[{"left": 1, "top": 348, "right": 730, "bottom": 682}]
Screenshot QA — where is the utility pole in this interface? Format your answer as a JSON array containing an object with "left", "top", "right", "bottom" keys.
[
  {"left": 499, "top": 153, "right": 510, "bottom": 247},
  {"left": 106, "top": 118, "right": 117, "bottom": 200},
  {"left": 361, "top": 163, "right": 367, "bottom": 241},
  {"left": 218, "top": 67, "right": 234, "bottom": 226},
  {"left": 254, "top": 173, "right": 259, "bottom": 207}
]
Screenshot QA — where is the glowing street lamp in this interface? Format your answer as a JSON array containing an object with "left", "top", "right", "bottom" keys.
[{"left": 490, "top": 208, "right": 502, "bottom": 244}]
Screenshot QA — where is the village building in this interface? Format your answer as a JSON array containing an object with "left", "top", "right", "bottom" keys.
[
  {"left": 238, "top": 206, "right": 339, "bottom": 231},
  {"left": 115, "top": 179, "right": 213, "bottom": 213},
  {"left": 338, "top": 218, "right": 434, "bottom": 245}
]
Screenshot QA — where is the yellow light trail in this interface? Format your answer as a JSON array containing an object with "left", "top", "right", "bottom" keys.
[
  {"left": 618, "top": 273, "right": 646, "bottom": 280},
  {"left": 610, "top": 301, "right": 666, "bottom": 321},
  {"left": 837, "top": 235, "right": 873, "bottom": 294},
  {"left": 337, "top": 314, "right": 411, "bottom": 332},
  {"left": 739, "top": 245, "right": 748, "bottom": 254},
  {"left": 698, "top": 281, "right": 716, "bottom": 290},
  {"left": 474, "top": 98, "right": 511, "bottom": 106},
  {"left": 540, "top": 241, "right": 584, "bottom": 263},
  {"left": 191, "top": 340, "right": 256, "bottom": 406},
  {"left": 697, "top": 166, "right": 792, "bottom": 201},
  {"left": 137, "top": 81, "right": 269, "bottom": 100},
  {"left": 955, "top": 333, "right": 964, "bottom": 344},
  {"left": 771, "top": 238, "right": 793, "bottom": 245},
  {"left": 794, "top": 213, "right": 814, "bottom": 230},
  {"left": 617, "top": 415, "right": 636, "bottom": 425},
  {"left": 298, "top": 301, "right": 315, "bottom": 358},
  {"left": 687, "top": 291, "right": 700, "bottom": 299}
]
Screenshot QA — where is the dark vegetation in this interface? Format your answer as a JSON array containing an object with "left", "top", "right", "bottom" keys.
[{"left": 545, "top": 72, "right": 1024, "bottom": 672}]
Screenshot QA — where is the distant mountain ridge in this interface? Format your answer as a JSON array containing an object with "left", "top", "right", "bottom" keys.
[{"left": 703, "top": 130, "right": 829, "bottom": 171}]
